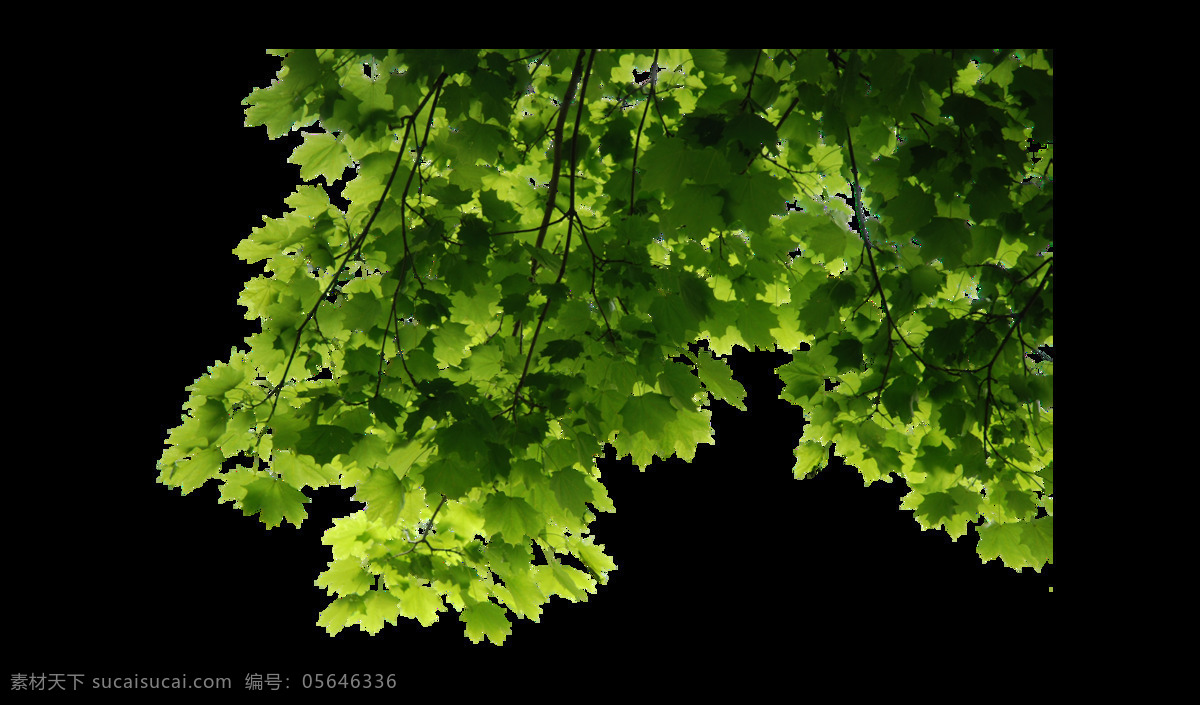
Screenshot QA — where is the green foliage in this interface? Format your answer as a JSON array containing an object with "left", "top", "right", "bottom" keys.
[{"left": 159, "top": 49, "right": 1054, "bottom": 643}]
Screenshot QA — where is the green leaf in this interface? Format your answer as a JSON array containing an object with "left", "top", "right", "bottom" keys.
[
  {"left": 599, "top": 118, "right": 635, "bottom": 162},
  {"left": 881, "top": 375, "right": 919, "bottom": 426},
  {"left": 678, "top": 270, "right": 715, "bottom": 321},
  {"left": 618, "top": 393, "right": 677, "bottom": 440},
  {"left": 918, "top": 217, "right": 973, "bottom": 269},
  {"left": 273, "top": 449, "right": 337, "bottom": 490},
  {"left": 570, "top": 535, "right": 616, "bottom": 581},
  {"left": 355, "top": 466, "right": 408, "bottom": 526},
  {"left": 187, "top": 363, "right": 245, "bottom": 398},
  {"left": 240, "top": 475, "right": 309, "bottom": 528},
  {"left": 549, "top": 467, "right": 595, "bottom": 520},
  {"left": 160, "top": 447, "right": 223, "bottom": 495},
  {"left": 777, "top": 354, "right": 830, "bottom": 407},
  {"left": 296, "top": 424, "right": 357, "bottom": 465},
  {"left": 287, "top": 131, "right": 352, "bottom": 185},
  {"left": 462, "top": 600, "right": 512, "bottom": 645},
  {"left": 315, "top": 556, "right": 374, "bottom": 596},
  {"left": 482, "top": 492, "right": 543, "bottom": 544},
  {"left": 396, "top": 583, "right": 446, "bottom": 627},
  {"left": 725, "top": 113, "right": 779, "bottom": 157},
  {"left": 684, "top": 147, "right": 733, "bottom": 185},
  {"left": 638, "top": 138, "right": 690, "bottom": 197},
  {"left": 727, "top": 171, "right": 787, "bottom": 234},
  {"left": 316, "top": 595, "right": 365, "bottom": 636},
  {"left": 807, "top": 220, "right": 850, "bottom": 262},
  {"left": 977, "top": 521, "right": 1039, "bottom": 571},
  {"left": 886, "top": 182, "right": 937, "bottom": 236},
  {"left": 359, "top": 591, "right": 402, "bottom": 635},
  {"left": 669, "top": 184, "right": 724, "bottom": 238},
  {"left": 829, "top": 338, "right": 863, "bottom": 373},
  {"left": 422, "top": 456, "right": 483, "bottom": 500},
  {"left": 693, "top": 349, "right": 746, "bottom": 411},
  {"left": 793, "top": 440, "right": 828, "bottom": 480}
]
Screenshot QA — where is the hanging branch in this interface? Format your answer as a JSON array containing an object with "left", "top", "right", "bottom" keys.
[
  {"left": 513, "top": 50, "right": 587, "bottom": 342},
  {"left": 738, "top": 50, "right": 763, "bottom": 113},
  {"left": 531, "top": 51, "right": 588, "bottom": 262},
  {"left": 628, "top": 48, "right": 661, "bottom": 216},
  {"left": 254, "top": 72, "right": 448, "bottom": 444},
  {"left": 386, "top": 493, "right": 460, "bottom": 561},
  {"left": 510, "top": 50, "right": 589, "bottom": 428}
]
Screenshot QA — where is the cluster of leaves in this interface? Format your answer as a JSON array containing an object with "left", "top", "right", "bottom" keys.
[{"left": 158, "top": 49, "right": 1053, "bottom": 644}]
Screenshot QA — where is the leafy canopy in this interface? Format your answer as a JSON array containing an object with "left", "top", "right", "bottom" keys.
[{"left": 159, "top": 49, "right": 1054, "bottom": 644}]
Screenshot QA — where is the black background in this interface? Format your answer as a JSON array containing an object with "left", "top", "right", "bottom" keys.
[{"left": 12, "top": 50, "right": 1054, "bottom": 688}]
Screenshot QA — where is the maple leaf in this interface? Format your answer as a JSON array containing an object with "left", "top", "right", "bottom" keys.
[
  {"left": 482, "top": 493, "right": 543, "bottom": 545},
  {"left": 462, "top": 600, "right": 512, "bottom": 645},
  {"left": 288, "top": 132, "right": 352, "bottom": 185}
]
